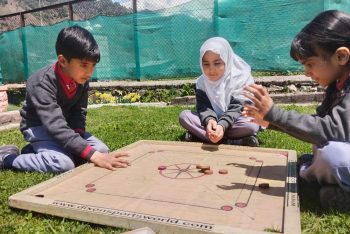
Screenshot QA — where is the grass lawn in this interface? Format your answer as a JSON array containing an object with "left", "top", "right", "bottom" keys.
[
  {"left": 6, "top": 104, "right": 22, "bottom": 111},
  {"left": 1, "top": 105, "right": 350, "bottom": 233}
]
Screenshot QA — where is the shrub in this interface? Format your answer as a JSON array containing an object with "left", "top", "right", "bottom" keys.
[
  {"left": 88, "top": 91, "right": 116, "bottom": 104},
  {"left": 121, "top": 92, "right": 141, "bottom": 103}
]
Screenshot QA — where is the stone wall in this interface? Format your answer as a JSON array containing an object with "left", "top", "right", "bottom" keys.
[
  {"left": 0, "top": 85, "right": 8, "bottom": 112},
  {"left": 6, "top": 75, "right": 324, "bottom": 105},
  {"left": 1, "top": 75, "right": 322, "bottom": 128}
]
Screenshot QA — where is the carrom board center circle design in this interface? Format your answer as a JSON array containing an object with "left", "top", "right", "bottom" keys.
[{"left": 159, "top": 163, "right": 206, "bottom": 179}]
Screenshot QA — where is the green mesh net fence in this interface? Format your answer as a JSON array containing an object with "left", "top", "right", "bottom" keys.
[{"left": 0, "top": 0, "right": 349, "bottom": 83}]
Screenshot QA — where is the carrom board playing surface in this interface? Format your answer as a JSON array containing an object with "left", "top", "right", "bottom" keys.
[{"left": 9, "top": 140, "right": 301, "bottom": 234}]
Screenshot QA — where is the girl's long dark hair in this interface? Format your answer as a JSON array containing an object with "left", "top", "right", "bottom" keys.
[{"left": 290, "top": 10, "right": 350, "bottom": 61}]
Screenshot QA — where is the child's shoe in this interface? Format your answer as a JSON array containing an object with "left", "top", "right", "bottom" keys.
[
  {"left": 224, "top": 136, "right": 259, "bottom": 147},
  {"left": 21, "top": 144, "right": 35, "bottom": 154},
  {"left": 297, "top": 154, "right": 313, "bottom": 172},
  {"left": 241, "top": 135, "right": 259, "bottom": 147},
  {"left": 320, "top": 185, "right": 350, "bottom": 212},
  {"left": 0, "top": 145, "right": 19, "bottom": 169},
  {"left": 183, "top": 131, "right": 198, "bottom": 142}
]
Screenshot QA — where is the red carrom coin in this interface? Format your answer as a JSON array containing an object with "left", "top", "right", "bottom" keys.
[
  {"left": 235, "top": 202, "right": 247, "bottom": 208},
  {"left": 158, "top": 166, "right": 167, "bottom": 170},
  {"left": 203, "top": 169, "right": 213, "bottom": 175},
  {"left": 86, "top": 188, "right": 96, "bottom": 192},
  {"left": 196, "top": 164, "right": 210, "bottom": 170},
  {"left": 219, "top": 169, "right": 228, "bottom": 174},
  {"left": 221, "top": 205, "right": 233, "bottom": 211},
  {"left": 85, "top": 183, "right": 95, "bottom": 188}
]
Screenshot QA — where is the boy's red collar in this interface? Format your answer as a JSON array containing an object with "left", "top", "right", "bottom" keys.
[
  {"left": 336, "top": 73, "right": 350, "bottom": 90},
  {"left": 54, "top": 62, "right": 78, "bottom": 99},
  {"left": 54, "top": 62, "right": 76, "bottom": 85}
]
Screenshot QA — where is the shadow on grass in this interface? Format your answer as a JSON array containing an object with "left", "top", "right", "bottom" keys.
[{"left": 298, "top": 178, "right": 321, "bottom": 212}]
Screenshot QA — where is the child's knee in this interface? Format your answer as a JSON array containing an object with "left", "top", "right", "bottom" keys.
[
  {"left": 33, "top": 156, "right": 75, "bottom": 173},
  {"left": 243, "top": 124, "right": 259, "bottom": 136},
  {"left": 179, "top": 110, "right": 189, "bottom": 124},
  {"left": 57, "top": 162, "right": 75, "bottom": 172},
  {"left": 316, "top": 142, "right": 350, "bottom": 168},
  {"left": 53, "top": 156, "right": 75, "bottom": 172}
]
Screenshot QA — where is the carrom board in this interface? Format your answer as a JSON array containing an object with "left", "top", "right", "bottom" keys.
[{"left": 9, "top": 140, "right": 300, "bottom": 234}]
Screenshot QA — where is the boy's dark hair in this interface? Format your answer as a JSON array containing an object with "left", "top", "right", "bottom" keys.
[
  {"left": 55, "top": 25, "right": 100, "bottom": 62},
  {"left": 290, "top": 10, "right": 350, "bottom": 61}
]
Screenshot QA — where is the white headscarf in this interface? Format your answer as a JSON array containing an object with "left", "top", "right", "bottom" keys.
[{"left": 196, "top": 37, "right": 254, "bottom": 117}]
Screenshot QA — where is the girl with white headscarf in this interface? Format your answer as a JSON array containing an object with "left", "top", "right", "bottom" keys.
[{"left": 179, "top": 37, "right": 260, "bottom": 146}]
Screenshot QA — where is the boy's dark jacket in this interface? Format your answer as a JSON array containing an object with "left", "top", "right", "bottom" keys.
[
  {"left": 265, "top": 76, "right": 350, "bottom": 147},
  {"left": 20, "top": 63, "right": 95, "bottom": 160}
]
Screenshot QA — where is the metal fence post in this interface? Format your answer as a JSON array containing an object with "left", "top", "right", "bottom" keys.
[
  {"left": 132, "top": 0, "right": 141, "bottom": 81},
  {"left": 68, "top": 3, "right": 74, "bottom": 20},
  {"left": 20, "top": 13, "right": 29, "bottom": 80},
  {"left": 0, "top": 64, "right": 3, "bottom": 84},
  {"left": 213, "top": 0, "right": 219, "bottom": 36}
]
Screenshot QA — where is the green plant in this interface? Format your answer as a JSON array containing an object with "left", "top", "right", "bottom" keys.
[
  {"left": 252, "top": 70, "right": 303, "bottom": 76},
  {"left": 140, "top": 90, "right": 157, "bottom": 103},
  {"left": 158, "top": 88, "right": 178, "bottom": 102},
  {"left": 7, "top": 104, "right": 21, "bottom": 111},
  {"left": 179, "top": 83, "right": 195, "bottom": 96},
  {"left": 121, "top": 92, "right": 141, "bottom": 103},
  {"left": 139, "top": 88, "right": 186, "bottom": 103},
  {"left": 88, "top": 91, "right": 116, "bottom": 104}
]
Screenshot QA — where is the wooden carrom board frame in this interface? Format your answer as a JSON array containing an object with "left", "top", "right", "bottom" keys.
[{"left": 9, "top": 140, "right": 301, "bottom": 234}]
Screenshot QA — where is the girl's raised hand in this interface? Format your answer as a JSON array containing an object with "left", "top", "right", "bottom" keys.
[
  {"left": 242, "top": 105, "right": 270, "bottom": 128},
  {"left": 243, "top": 84, "right": 274, "bottom": 117}
]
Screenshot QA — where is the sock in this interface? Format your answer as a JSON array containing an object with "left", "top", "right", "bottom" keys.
[{"left": 3, "top": 154, "right": 17, "bottom": 169}]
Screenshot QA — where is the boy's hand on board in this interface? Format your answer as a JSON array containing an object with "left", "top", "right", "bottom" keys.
[{"left": 90, "top": 151, "right": 131, "bottom": 170}]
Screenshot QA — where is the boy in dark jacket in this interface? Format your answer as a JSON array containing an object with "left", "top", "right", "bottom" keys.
[{"left": 0, "top": 26, "right": 130, "bottom": 172}]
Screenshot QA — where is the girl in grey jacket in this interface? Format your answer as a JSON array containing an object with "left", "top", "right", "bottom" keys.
[{"left": 243, "top": 10, "right": 350, "bottom": 211}]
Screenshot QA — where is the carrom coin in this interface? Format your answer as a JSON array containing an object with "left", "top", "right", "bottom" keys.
[
  {"left": 258, "top": 183, "right": 270, "bottom": 189},
  {"left": 219, "top": 169, "right": 228, "bottom": 174}
]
